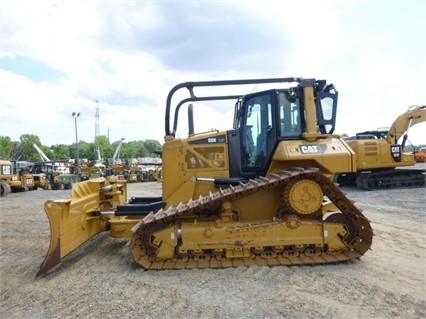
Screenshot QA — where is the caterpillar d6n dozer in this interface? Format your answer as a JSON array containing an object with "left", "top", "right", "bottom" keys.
[{"left": 37, "top": 77, "right": 373, "bottom": 276}]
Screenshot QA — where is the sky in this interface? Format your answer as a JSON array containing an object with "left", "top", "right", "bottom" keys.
[{"left": 1, "top": 0, "right": 425, "bottom": 147}]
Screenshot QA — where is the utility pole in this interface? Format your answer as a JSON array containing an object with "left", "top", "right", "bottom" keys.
[
  {"left": 95, "top": 100, "right": 100, "bottom": 140},
  {"left": 72, "top": 112, "right": 81, "bottom": 163}
]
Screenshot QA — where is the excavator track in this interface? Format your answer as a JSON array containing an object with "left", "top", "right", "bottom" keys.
[
  {"left": 356, "top": 169, "right": 425, "bottom": 190},
  {"left": 130, "top": 168, "right": 373, "bottom": 269}
]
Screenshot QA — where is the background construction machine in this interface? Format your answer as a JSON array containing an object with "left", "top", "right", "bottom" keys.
[
  {"left": 38, "top": 77, "right": 372, "bottom": 276},
  {"left": 124, "top": 164, "right": 141, "bottom": 182},
  {"left": 0, "top": 159, "right": 13, "bottom": 196},
  {"left": 334, "top": 105, "right": 426, "bottom": 190},
  {"left": 414, "top": 147, "right": 426, "bottom": 163},
  {"left": 0, "top": 159, "right": 35, "bottom": 194},
  {"left": 32, "top": 143, "right": 51, "bottom": 162},
  {"left": 31, "top": 162, "right": 80, "bottom": 190}
]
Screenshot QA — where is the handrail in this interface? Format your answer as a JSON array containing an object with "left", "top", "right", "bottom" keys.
[{"left": 165, "top": 77, "right": 302, "bottom": 136}]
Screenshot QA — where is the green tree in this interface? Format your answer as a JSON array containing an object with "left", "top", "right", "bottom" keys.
[
  {"left": 2, "top": 134, "right": 163, "bottom": 162},
  {"left": 69, "top": 141, "right": 93, "bottom": 162},
  {"left": 110, "top": 139, "right": 126, "bottom": 160},
  {"left": 131, "top": 140, "right": 148, "bottom": 157},
  {"left": 19, "top": 134, "right": 43, "bottom": 161},
  {"left": 0, "top": 136, "right": 13, "bottom": 158},
  {"left": 50, "top": 144, "right": 71, "bottom": 160},
  {"left": 94, "top": 135, "right": 113, "bottom": 160},
  {"left": 9, "top": 141, "right": 24, "bottom": 160},
  {"left": 80, "top": 141, "right": 95, "bottom": 161},
  {"left": 143, "top": 139, "right": 162, "bottom": 156},
  {"left": 120, "top": 141, "right": 137, "bottom": 159}
]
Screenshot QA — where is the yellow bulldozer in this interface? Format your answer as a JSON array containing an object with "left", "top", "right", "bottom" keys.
[
  {"left": 334, "top": 105, "right": 426, "bottom": 190},
  {"left": 37, "top": 77, "right": 373, "bottom": 276}
]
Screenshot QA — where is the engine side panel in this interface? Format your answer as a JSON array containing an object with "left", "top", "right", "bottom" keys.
[
  {"left": 162, "top": 131, "right": 231, "bottom": 207},
  {"left": 270, "top": 138, "right": 356, "bottom": 174},
  {"left": 347, "top": 139, "right": 416, "bottom": 170}
]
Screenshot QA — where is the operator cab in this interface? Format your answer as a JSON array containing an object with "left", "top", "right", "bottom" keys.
[
  {"left": 240, "top": 89, "right": 302, "bottom": 171},
  {"left": 163, "top": 77, "right": 337, "bottom": 180},
  {"left": 229, "top": 81, "right": 337, "bottom": 178},
  {"left": 227, "top": 88, "right": 303, "bottom": 178}
]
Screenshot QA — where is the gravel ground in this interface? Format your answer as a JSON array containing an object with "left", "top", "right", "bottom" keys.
[{"left": 1, "top": 165, "right": 425, "bottom": 319}]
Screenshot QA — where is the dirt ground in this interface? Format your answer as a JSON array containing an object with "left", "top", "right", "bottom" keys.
[{"left": 1, "top": 166, "right": 425, "bottom": 319}]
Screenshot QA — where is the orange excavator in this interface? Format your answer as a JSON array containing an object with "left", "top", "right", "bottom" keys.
[{"left": 414, "top": 147, "right": 426, "bottom": 163}]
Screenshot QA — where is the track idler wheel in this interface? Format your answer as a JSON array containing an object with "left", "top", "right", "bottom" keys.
[{"left": 283, "top": 179, "right": 323, "bottom": 218}]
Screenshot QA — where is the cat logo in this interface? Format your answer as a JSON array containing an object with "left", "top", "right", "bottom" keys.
[
  {"left": 299, "top": 145, "right": 319, "bottom": 154},
  {"left": 390, "top": 144, "right": 401, "bottom": 162}
]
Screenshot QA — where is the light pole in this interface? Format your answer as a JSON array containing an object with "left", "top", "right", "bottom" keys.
[{"left": 72, "top": 112, "right": 81, "bottom": 164}]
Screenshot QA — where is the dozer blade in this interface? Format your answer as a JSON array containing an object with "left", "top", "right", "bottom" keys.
[
  {"left": 37, "top": 178, "right": 127, "bottom": 276},
  {"left": 37, "top": 200, "right": 69, "bottom": 276}
]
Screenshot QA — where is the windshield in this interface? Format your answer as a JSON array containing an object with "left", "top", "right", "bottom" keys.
[{"left": 278, "top": 92, "right": 301, "bottom": 137}]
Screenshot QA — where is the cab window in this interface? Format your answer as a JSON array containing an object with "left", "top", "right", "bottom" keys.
[
  {"left": 242, "top": 94, "right": 272, "bottom": 168},
  {"left": 278, "top": 92, "right": 301, "bottom": 137}
]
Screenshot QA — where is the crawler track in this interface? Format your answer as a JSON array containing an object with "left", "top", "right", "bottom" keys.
[
  {"left": 130, "top": 168, "right": 373, "bottom": 269},
  {"left": 356, "top": 169, "right": 425, "bottom": 190}
]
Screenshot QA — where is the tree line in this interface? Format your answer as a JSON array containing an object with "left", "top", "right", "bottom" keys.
[
  {"left": 1, "top": 134, "right": 423, "bottom": 162},
  {"left": 0, "top": 134, "right": 162, "bottom": 162}
]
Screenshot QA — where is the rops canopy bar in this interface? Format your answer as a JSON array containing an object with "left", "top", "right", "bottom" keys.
[{"left": 165, "top": 77, "right": 303, "bottom": 136}]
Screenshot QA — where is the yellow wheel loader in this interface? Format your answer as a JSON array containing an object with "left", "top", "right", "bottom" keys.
[
  {"left": 37, "top": 77, "right": 373, "bottom": 276},
  {"left": 31, "top": 162, "right": 80, "bottom": 190},
  {"left": 335, "top": 105, "right": 426, "bottom": 190},
  {"left": 1, "top": 159, "right": 34, "bottom": 194},
  {"left": 1, "top": 159, "right": 13, "bottom": 196}
]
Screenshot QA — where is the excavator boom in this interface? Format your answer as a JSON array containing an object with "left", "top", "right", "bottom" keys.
[{"left": 386, "top": 105, "right": 426, "bottom": 145}]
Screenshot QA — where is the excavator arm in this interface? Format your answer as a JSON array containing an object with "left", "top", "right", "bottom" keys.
[{"left": 386, "top": 105, "right": 426, "bottom": 145}]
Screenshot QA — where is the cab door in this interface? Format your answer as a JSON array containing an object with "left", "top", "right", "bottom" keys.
[{"left": 241, "top": 91, "right": 277, "bottom": 174}]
